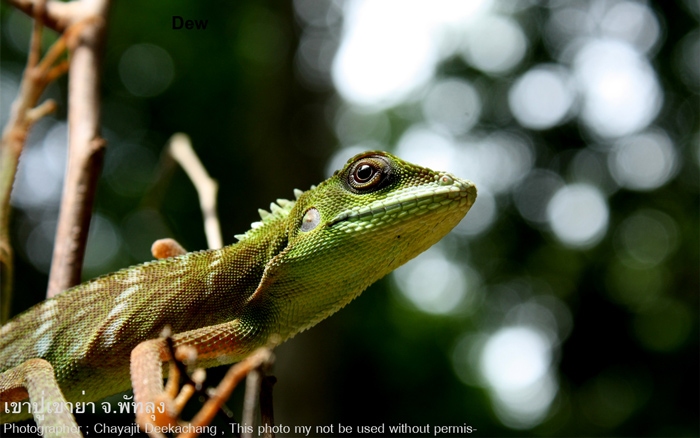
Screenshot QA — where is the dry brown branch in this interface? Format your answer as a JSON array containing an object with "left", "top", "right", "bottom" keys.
[
  {"left": 241, "top": 369, "right": 261, "bottom": 438},
  {"left": 241, "top": 360, "right": 276, "bottom": 438},
  {"left": 260, "top": 376, "right": 277, "bottom": 438},
  {"left": 7, "top": 0, "right": 82, "bottom": 33},
  {"left": 0, "top": 0, "right": 72, "bottom": 322},
  {"left": 259, "top": 375, "right": 277, "bottom": 438},
  {"left": 179, "top": 348, "right": 274, "bottom": 438},
  {"left": 143, "top": 328, "right": 277, "bottom": 438},
  {"left": 147, "top": 138, "right": 275, "bottom": 438},
  {"left": 167, "top": 133, "right": 223, "bottom": 250},
  {"left": 47, "top": 0, "right": 111, "bottom": 298}
]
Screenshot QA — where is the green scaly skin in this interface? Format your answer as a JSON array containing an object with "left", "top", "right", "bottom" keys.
[{"left": 0, "top": 151, "right": 476, "bottom": 423}]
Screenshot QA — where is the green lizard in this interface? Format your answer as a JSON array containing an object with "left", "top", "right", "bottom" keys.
[{"left": 0, "top": 151, "right": 476, "bottom": 431}]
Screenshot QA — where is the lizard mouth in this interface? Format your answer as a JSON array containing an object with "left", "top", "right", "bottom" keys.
[{"left": 328, "top": 176, "right": 476, "bottom": 228}]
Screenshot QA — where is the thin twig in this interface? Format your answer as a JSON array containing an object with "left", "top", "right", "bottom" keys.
[
  {"left": 0, "top": 0, "right": 70, "bottom": 323},
  {"left": 241, "top": 369, "right": 261, "bottom": 438},
  {"left": 25, "top": 99, "right": 58, "bottom": 124},
  {"left": 178, "top": 348, "right": 274, "bottom": 438},
  {"left": 47, "top": 0, "right": 111, "bottom": 298},
  {"left": 26, "top": 0, "right": 44, "bottom": 69},
  {"left": 260, "top": 375, "right": 277, "bottom": 438},
  {"left": 7, "top": 0, "right": 81, "bottom": 33},
  {"left": 167, "top": 133, "right": 223, "bottom": 250}
]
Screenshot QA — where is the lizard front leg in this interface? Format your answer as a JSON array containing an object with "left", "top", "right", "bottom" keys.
[
  {"left": 130, "top": 319, "right": 271, "bottom": 434},
  {"left": 0, "top": 358, "right": 81, "bottom": 437}
]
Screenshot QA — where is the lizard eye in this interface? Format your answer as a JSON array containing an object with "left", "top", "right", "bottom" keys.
[
  {"left": 355, "top": 164, "right": 374, "bottom": 183},
  {"left": 347, "top": 156, "right": 392, "bottom": 192}
]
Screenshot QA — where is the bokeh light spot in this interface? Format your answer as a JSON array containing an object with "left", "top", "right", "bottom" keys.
[
  {"left": 83, "top": 214, "right": 122, "bottom": 277},
  {"left": 574, "top": 39, "right": 661, "bottom": 138},
  {"left": 423, "top": 78, "right": 481, "bottom": 135},
  {"left": 452, "top": 333, "right": 487, "bottom": 387},
  {"left": 615, "top": 209, "right": 678, "bottom": 268},
  {"left": 393, "top": 247, "right": 473, "bottom": 315},
  {"left": 569, "top": 148, "right": 618, "bottom": 194},
  {"left": 24, "top": 219, "right": 57, "bottom": 273},
  {"left": 453, "top": 189, "right": 496, "bottom": 236},
  {"left": 395, "top": 125, "right": 457, "bottom": 173},
  {"left": 11, "top": 122, "right": 67, "bottom": 209},
  {"left": 479, "top": 326, "right": 557, "bottom": 429},
  {"left": 332, "top": 0, "right": 438, "bottom": 107},
  {"left": 491, "top": 373, "right": 557, "bottom": 430},
  {"left": 296, "top": 31, "right": 338, "bottom": 88},
  {"left": 547, "top": 183, "right": 608, "bottom": 248},
  {"left": 293, "top": 0, "right": 342, "bottom": 28},
  {"left": 103, "top": 142, "right": 157, "bottom": 197},
  {"left": 600, "top": 1, "right": 661, "bottom": 54},
  {"left": 395, "top": 126, "right": 533, "bottom": 196},
  {"left": 674, "top": 29, "right": 700, "bottom": 92},
  {"left": 456, "top": 132, "right": 534, "bottom": 195},
  {"left": 514, "top": 170, "right": 564, "bottom": 225},
  {"left": 481, "top": 326, "right": 551, "bottom": 390},
  {"left": 608, "top": 129, "right": 678, "bottom": 191},
  {"left": 460, "top": 14, "right": 527, "bottom": 74},
  {"left": 332, "top": 0, "right": 493, "bottom": 108},
  {"left": 580, "top": 369, "right": 641, "bottom": 429},
  {"left": 509, "top": 65, "right": 575, "bottom": 129},
  {"left": 605, "top": 259, "right": 667, "bottom": 311},
  {"left": 119, "top": 44, "right": 174, "bottom": 97}
]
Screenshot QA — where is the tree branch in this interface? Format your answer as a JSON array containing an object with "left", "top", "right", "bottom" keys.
[
  {"left": 0, "top": 0, "right": 70, "bottom": 322},
  {"left": 259, "top": 374, "right": 277, "bottom": 438},
  {"left": 47, "top": 0, "right": 110, "bottom": 298},
  {"left": 167, "top": 133, "right": 223, "bottom": 250},
  {"left": 6, "top": 0, "right": 82, "bottom": 33},
  {"left": 241, "top": 369, "right": 261, "bottom": 438},
  {"left": 179, "top": 348, "right": 274, "bottom": 438}
]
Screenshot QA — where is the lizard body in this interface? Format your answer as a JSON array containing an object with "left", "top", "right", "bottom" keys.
[{"left": 0, "top": 151, "right": 476, "bottom": 425}]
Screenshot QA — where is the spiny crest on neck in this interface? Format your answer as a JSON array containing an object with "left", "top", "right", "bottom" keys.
[{"left": 233, "top": 186, "right": 315, "bottom": 242}]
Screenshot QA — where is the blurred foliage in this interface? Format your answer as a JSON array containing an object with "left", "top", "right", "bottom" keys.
[{"left": 1, "top": 0, "right": 698, "bottom": 437}]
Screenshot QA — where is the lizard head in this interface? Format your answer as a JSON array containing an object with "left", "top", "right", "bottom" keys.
[
  {"left": 289, "top": 151, "right": 477, "bottom": 244},
  {"left": 254, "top": 151, "right": 477, "bottom": 336}
]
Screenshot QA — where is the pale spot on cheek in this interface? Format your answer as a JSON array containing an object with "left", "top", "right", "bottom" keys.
[{"left": 301, "top": 208, "right": 321, "bottom": 232}]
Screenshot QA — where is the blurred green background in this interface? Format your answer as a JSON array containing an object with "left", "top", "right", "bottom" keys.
[{"left": 1, "top": 0, "right": 698, "bottom": 436}]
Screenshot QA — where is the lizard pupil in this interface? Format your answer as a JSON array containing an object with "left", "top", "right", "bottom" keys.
[{"left": 355, "top": 164, "right": 374, "bottom": 182}]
